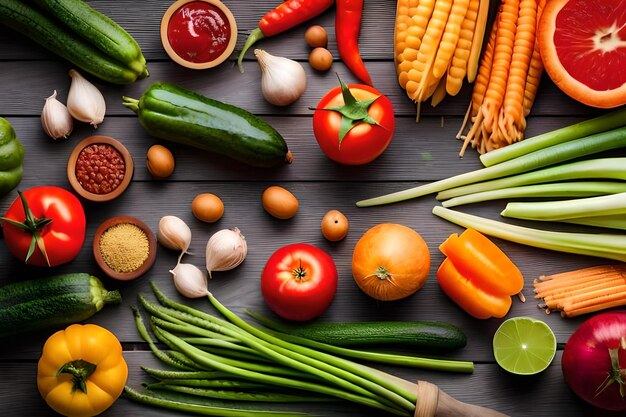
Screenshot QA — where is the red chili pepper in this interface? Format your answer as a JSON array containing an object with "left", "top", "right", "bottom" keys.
[
  {"left": 237, "top": 0, "right": 335, "bottom": 71},
  {"left": 335, "top": 0, "right": 372, "bottom": 85}
]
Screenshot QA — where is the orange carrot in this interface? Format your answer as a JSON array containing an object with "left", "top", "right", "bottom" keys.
[
  {"left": 499, "top": 0, "right": 537, "bottom": 144},
  {"left": 522, "top": 0, "right": 547, "bottom": 117},
  {"left": 533, "top": 265, "right": 626, "bottom": 318}
]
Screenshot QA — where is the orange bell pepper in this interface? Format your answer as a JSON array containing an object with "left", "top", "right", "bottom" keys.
[{"left": 437, "top": 228, "right": 524, "bottom": 319}]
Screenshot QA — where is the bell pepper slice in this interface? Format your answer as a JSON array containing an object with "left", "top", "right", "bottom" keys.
[{"left": 437, "top": 228, "right": 524, "bottom": 319}]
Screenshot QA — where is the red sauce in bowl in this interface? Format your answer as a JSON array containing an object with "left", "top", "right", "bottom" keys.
[
  {"left": 167, "top": 1, "right": 231, "bottom": 63},
  {"left": 75, "top": 143, "right": 126, "bottom": 195}
]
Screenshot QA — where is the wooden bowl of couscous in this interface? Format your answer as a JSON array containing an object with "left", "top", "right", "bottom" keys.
[{"left": 93, "top": 216, "right": 157, "bottom": 280}]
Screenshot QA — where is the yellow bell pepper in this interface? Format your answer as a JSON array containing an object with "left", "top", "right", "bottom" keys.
[{"left": 37, "top": 324, "right": 128, "bottom": 417}]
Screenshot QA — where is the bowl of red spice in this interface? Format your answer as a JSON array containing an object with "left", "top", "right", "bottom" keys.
[
  {"left": 93, "top": 216, "right": 157, "bottom": 281},
  {"left": 67, "top": 135, "right": 134, "bottom": 202},
  {"left": 160, "top": 0, "right": 238, "bottom": 70}
]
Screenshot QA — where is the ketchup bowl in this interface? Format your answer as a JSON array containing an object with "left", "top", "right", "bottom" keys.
[{"left": 160, "top": 0, "right": 238, "bottom": 70}]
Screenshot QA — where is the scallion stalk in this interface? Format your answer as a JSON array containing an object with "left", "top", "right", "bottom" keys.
[
  {"left": 432, "top": 206, "right": 626, "bottom": 262},
  {"left": 146, "top": 384, "right": 336, "bottom": 403},
  {"left": 501, "top": 192, "right": 626, "bottom": 221},
  {"left": 356, "top": 127, "right": 626, "bottom": 207},
  {"left": 441, "top": 181, "right": 626, "bottom": 208},
  {"left": 480, "top": 108, "right": 626, "bottom": 167},
  {"left": 436, "top": 158, "right": 626, "bottom": 201}
]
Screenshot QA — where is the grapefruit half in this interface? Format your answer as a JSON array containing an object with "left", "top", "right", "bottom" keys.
[{"left": 538, "top": 0, "right": 626, "bottom": 108}]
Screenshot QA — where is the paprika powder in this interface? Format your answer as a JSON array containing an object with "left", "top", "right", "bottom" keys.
[{"left": 437, "top": 228, "right": 524, "bottom": 319}]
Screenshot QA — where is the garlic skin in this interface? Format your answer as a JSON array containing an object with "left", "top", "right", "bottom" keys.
[
  {"left": 158, "top": 215, "right": 192, "bottom": 264},
  {"left": 67, "top": 69, "right": 106, "bottom": 128},
  {"left": 206, "top": 228, "right": 247, "bottom": 277},
  {"left": 170, "top": 263, "right": 208, "bottom": 298},
  {"left": 255, "top": 49, "right": 307, "bottom": 106},
  {"left": 41, "top": 90, "right": 73, "bottom": 140}
]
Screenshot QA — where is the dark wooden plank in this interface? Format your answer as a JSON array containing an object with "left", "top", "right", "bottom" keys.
[
  {"left": 0, "top": 351, "right": 616, "bottom": 417},
  {"left": 0, "top": 61, "right": 598, "bottom": 117}
]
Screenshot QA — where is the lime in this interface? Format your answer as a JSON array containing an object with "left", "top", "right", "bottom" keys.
[{"left": 493, "top": 317, "right": 556, "bottom": 375}]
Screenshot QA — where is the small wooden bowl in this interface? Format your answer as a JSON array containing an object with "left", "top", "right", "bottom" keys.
[
  {"left": 93, "top": 216, "right": 157, "bottom": 281},
  {"left": 67, "top": 135, "right": 134, "bottom": 202},
  {"left": 160, "top": 0, "right": 238, "bottom": 70}
]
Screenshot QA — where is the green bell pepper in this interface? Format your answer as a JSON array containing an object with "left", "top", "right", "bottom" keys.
[{"left": 0, "top": 118, "right": 24, "bottom": 197}]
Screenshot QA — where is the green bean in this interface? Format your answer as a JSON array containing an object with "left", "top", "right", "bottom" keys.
[{"left": 123, "top": 386, "right": 313, "bottom": 417}]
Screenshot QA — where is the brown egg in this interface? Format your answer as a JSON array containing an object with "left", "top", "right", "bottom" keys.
[
  {"left": 309, "top": 47, "right": 333, "bottom": 72},
  {"left": 321, "top": 210, "right": 349, "bottom": 241},
  {"left": 146, "top": 144, "right": 175, "bottom": 178},
  {"left": 262, "top": 186, "right": 299, "bottom": 219},
  {"left": 192, "top": 193, "right": 224, "bottom": 223},
  {"left": 304, "top": 25, "right": 328, "bottom": 48}
]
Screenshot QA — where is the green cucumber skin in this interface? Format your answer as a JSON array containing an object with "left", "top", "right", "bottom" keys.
[
  {"left": 35, "top": 0, "right": 148, "bottom": 76},
  {"left": 288, "top": 321, "right": 467, "bottom": 351},
  {"left": 0, "top": 0, "right": 143, "bottom": 84},
  {"left": 0, "top": 273, "right": 121, "bottom": 338},
  {"left": 131, "top": 82, "right": 290, "bottom": 168}
]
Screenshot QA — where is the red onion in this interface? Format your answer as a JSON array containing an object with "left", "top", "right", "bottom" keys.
[{"left": 562, "top": 311, "right": 626, "bottom": 411}]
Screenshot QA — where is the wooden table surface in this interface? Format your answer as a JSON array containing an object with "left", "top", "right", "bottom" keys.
[{"left": 0, "top": 1, "right": 621, "bottom": 416}]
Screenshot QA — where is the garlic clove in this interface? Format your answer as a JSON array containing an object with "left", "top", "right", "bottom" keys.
[
  {"left": 67, "top": 69, "right": 106, "bottom": 128},
  {"left": 255, "top": 49, "right": 307, "bottom": 107},
  {"left": 158, "top": 215, "right": 192, "bottom": 264},
  {"left": 170, "top": 263, "right": 208, "bottom": 298},
  {"left": 206, "top": 227, "right": 247, "bottom": 277},
  {"left": 41, "top": 90, "right": 73, "bottom": 140}
]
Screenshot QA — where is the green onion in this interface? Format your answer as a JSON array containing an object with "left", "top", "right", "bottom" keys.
[
  {"left": 145, "top": 379, "right": 267, "bottom": 390},
  {"left": 432, "top": 206, "right": 626, "bottom": 262},
  {"left": 436, "top": 158, "right": 626, "bottom": 201},
  {"left": 123, "top": 386, "right": 313, "bottom": 417},
  {"left": 441, "top": 181, "right": 626, "bottom": 208},
  {"left": 480, "top": 108, "right": 626, "bottom": 167},
  {"left": 356, "top": 127, "right": 626, "bottom": 207},
  {"left": 501, "top": 192, "right": 626, "bottom": 221}
]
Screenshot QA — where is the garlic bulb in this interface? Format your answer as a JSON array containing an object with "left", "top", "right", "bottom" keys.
[
  {"left": 206, "top": 228, "right": 247, "bottom": 277},
  {"left": 67, "top": 69, "right": 106, "bottom": 128},
  {"left": 41, "top": 90, "right": 73, "bottom": 140},
  {"left": 255, "top": 49, "right": 306, "bottom": 106},
  {"left": 170, "top": 263, "right": 208, "bottom": 298},
  {"left": 158, "top": 215, "right": 192, "bottom": 264}
]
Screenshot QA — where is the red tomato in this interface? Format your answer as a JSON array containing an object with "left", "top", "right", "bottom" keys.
[
  {"left": 313, "top": 83, "right": 395, "bottom": 165},
  {"left": 261, "top": 243, "right": 338, "bottom": 321},
  {"left": 2, "top": 186, "right": 86, "bottom": 267}
]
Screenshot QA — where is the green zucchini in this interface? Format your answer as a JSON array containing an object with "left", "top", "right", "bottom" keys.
[
  {"left": 34, "top": 0, "right": 148, "bottom": 76},
  {"left": 0, "top": 0, "right": 146, "bottom": 84},
  {"left": 123, "top": 82, "right": 293, "bottom": 168},
  {"left": 247, "top": 310, "right": 467, "bottom": 351},
  {"left": 0, "top": 273, "right": 121, "bottom": 338}
]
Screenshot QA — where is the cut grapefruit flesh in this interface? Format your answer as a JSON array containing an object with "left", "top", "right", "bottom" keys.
[{"left": 538, "top": 0, "right": 626, "bottom": 108}]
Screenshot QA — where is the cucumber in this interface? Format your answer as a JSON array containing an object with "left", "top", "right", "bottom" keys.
[
  {"left": 0, "top": 273, "right": 121, "bottom": 338},
  {"left": 123, "top": 82, "right": 293, "bottom": 168},
  {"left": 34, "top": 0, "right": 148, "bottom": 76},
  {"left": 247, "top": 310, "right": 467, "bottom": 351},
  {"left": 0, "top": 0, "right": 145, "bottom": 84}
]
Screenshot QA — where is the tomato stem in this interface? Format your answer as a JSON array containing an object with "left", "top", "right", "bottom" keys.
[
  {"left": 0, "top": 190, "right": 52, "bottom": 266},
  {"left": 595, "top": 348, "right": 625, "bottom": 398},
  {"left": 57, "top": 359, "right": 97, "bottom": 394},
  {"left": 292, "top": 259, "right": 307, "bottom": 280}
]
